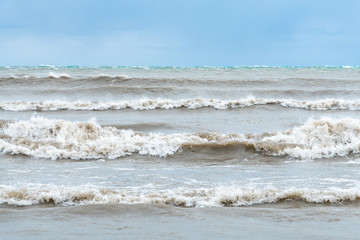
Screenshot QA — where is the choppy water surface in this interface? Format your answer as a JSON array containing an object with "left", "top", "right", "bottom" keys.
[{"left": 1, "top": 66, "right": 360, "bottom": 239}]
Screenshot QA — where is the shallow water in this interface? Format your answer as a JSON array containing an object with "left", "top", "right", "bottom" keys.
[{"left": 2, "top": 204, "right": 360, "bottom": 240}]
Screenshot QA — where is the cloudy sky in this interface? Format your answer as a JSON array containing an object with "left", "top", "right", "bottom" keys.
[{"left": 0, "top": 0, "right": 359, "bottom": 66}]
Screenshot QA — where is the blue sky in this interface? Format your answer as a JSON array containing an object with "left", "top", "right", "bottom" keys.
[{"left": 0, "top": 0, "right": 359, "bottom": 66}]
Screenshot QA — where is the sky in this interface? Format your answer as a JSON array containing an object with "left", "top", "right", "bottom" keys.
[{"left": 0, "top": 0, "right": 359, "bottom": 66}]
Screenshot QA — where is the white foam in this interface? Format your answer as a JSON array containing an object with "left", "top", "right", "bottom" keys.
[
  {"left": 257, "top": 117, "right": 360, "bottom": 159},
  {"left": 0, "top": 116, "right": 210, "bottom": 159},
  {"left": 1, "top": 117, "right": 360, "bottom": 160},
  {"left": 96, "top": 74, "right": 128, "bottom": 79},
  {"left": 0, "top": 184, "right": 359, "bottom": 207},
  {"left": 1, "top": 97, "right": 360, "bottom": 111},
  {"left": 48, "top": 72, "right": 73, "bottom": 79}
]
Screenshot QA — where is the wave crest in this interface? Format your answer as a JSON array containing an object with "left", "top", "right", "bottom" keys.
[
  {"left": 1, "top": 185, "right": 359, "bottom": 207},
  {"left": 48, "top": 72, "right": 73, "bottom": 79},
  {"left": 1, "top": 117, "right": 360, "bottom": 160},
  {"left": 2, "top": 98, "right": 360, "bottom": 111}
]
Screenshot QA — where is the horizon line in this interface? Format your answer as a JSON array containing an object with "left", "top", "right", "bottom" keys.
[{"left": 0, "top": 65, "right": 359, "bottom": 69}]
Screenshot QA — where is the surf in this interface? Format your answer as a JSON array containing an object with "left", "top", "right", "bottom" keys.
[
  {"left": 1, "top": 116, "right": 360, "bottom": 160},
  {"left": 2, "top": 97, "right": 360, "bottom": 111}
]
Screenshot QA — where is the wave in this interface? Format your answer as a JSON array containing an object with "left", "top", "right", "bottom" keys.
[
  {"left": 0, "top": 184, "right": 359, "bottom": 207},
  {"left": 1, "top": 117, "right": 360, "bottom": 160},
  {"left": 1, "top": 98, "right": 360, "bottom": 111},
  {"left": 0, "top": 74, "right": 129, "bottom": 81},
  {"left": 47, "top": 72, "right": 73, "bottom": 79},
  {"left": 0, "top": 75, "right": 277, "bottom": 86}
]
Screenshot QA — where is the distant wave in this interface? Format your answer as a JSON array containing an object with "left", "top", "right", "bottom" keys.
[
  {"left": 47, "top": 72, "right": 73, "bottom": 79},
  {"left": 2, "top": 98, "right": 360, "bottom": 111},
  {"left": 1, "top": 116, "right": 360, "bottom": 160},
  {"left": 0, "top": 73, "right": 129, "bottom": 81},
  {"left": 0, "top": 184, "right": 359, "bottom": 207}
]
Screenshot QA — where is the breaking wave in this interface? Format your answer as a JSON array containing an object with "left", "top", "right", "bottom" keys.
[
  {"left": 48, "top": 72, "right": 73, "bottom": 79},
  {"left": 2, "top": 97, "right": 360, "bottom": 111},
  {"left": 0, "top": 184, "right": 359, "bottom": 207},
  {"left": 1, "top": 117, "right": 360, "bottom": 160}
]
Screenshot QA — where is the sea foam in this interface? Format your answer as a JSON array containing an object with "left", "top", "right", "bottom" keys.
[
  {"left": 48, "top": 72, "right": 73, "bottom": 79},
  {"left": 1, "top": 117, "right": 360, "bottom": 160},
  {"left": 1, "top": 98, "right": 360, "bottom": 111},
  {"left": 0, "top": 184, "right": 359, "bottom": 207}
]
